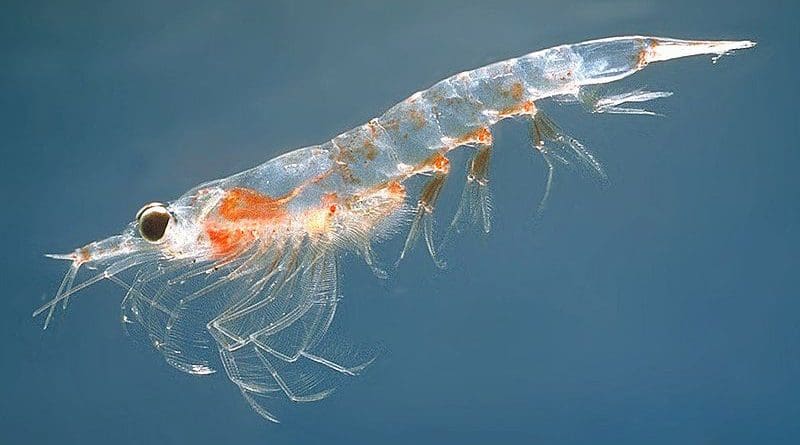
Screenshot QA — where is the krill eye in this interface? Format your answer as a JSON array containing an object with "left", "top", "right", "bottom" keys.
[{"left": 136, "top": 203, "right": 172, "bottom": 243}]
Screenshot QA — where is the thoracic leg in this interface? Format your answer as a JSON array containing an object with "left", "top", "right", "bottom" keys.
[
  {"left": 442, "top": 143, "right": 494, "bottom": 253},
  {"left": 398, "top": 170, "right": 449, "bottom": 268},
  {"left": 528, "top": 109, "right": 608, "bottom": 220}
]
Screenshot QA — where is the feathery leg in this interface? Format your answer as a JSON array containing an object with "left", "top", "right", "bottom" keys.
[{"left": 398, "top": 170, "right": 449, "bottom": 268}]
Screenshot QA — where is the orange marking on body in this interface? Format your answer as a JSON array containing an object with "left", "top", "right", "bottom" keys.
[
  {"left": 455, "top": 127, "right": 493, "bottom": 146},
  {"left": 475, "top": 127, "right": 492, "bottom": 143},
  {"left": 636, "top": 49, "right": 646, "bottom": 68},
  {"left": 508, "top": 82, "right": 525, "bottom": 101},
  {"left": 323, "top": 192, "right": 339, "bottom": 215},
  {"left": 431, "top": 153, "right": 450, "bottom": 172},
  {"left": 364, "top": 140, "right": 378, "bottom": 160},
  {"left": 322, "top": 192, "right": 338, "bottom": 204},
  {"left": 305, "top": 194, "right": 341, "bottom": 234},
  {"left": 203, "top": 187, "right": 289, "bottom": 257},
  {"left": 205, "top": 226, "right": 252, "bottom": 257},
  {"left": 387, "top": 181, "right": 405, "bottom": 196},
  {"left": 636, "top": 39, "right": 656, "bottom": 69},
  {"left": 218, "top": 187, "right": 288, "bottom": 222},
  {"left": 499, "top": 100, "right": 536, "bottom": 117}
]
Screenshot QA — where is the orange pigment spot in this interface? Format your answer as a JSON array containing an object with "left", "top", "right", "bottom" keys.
[
  {"left": 499, "top": 100, "right": 536, "bottom": 117},
  {"left": 218, "top": 187, "right": 287, "bottom": 222},
  {"left": 204, "top": 187, "right": 288, "bottom": 257},
  {"left": 364, "top": 140, "right": 378, "bottom": 161},
  {"left": 431, "top": 153, "right": 450, "bottom": 172},
  {"left": 387, "top": 181, "right": 405, "bottom": 196},
  {"left": 322, "top": 192, "right": 339, "bottom": 206},
  {"left": 456, "top": 127, "right": 493, "bottom": 146},
  {"left": 509, "top": 82, "right": 524, "bottom": 101},
  {"left": 205, "top": 226, "right": 251, "bottom": 257},
  {"left": 636, "top": 50, "right": 647, "bottom": 69},
  {"left": 636, "top": 39, "right": 656, "bottom": 69},
  {"left": 305, "top": 196, "right": 337, "bottom": 234},
  {"left": 323, "top": 192, "right": 338, "bottom": 217}
]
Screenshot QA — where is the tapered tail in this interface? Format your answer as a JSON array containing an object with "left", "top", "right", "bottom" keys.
[{"left": 571, "top": 36, "right": 756, "bottom": 86}]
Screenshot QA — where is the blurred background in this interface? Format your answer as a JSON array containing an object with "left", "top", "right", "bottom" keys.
[{"left": 2, "top": 1, "right": 798, "bottom": 443}]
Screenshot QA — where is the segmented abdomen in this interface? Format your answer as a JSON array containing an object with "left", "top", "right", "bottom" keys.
[
  {"left": 327, "top": 43, "right": 588, "bottom": 189},
  {"left": 211, "top": 36, "right": 746, "bottom": 223}
]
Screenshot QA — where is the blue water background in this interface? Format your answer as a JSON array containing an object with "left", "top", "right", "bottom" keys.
[{"left": 2, "top": 1, "right": 798, "bottom": 443}]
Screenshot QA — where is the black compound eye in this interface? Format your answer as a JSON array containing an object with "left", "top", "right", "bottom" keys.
[{"left": 136, "top": 203, "right": 172, "bottom": 243}]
